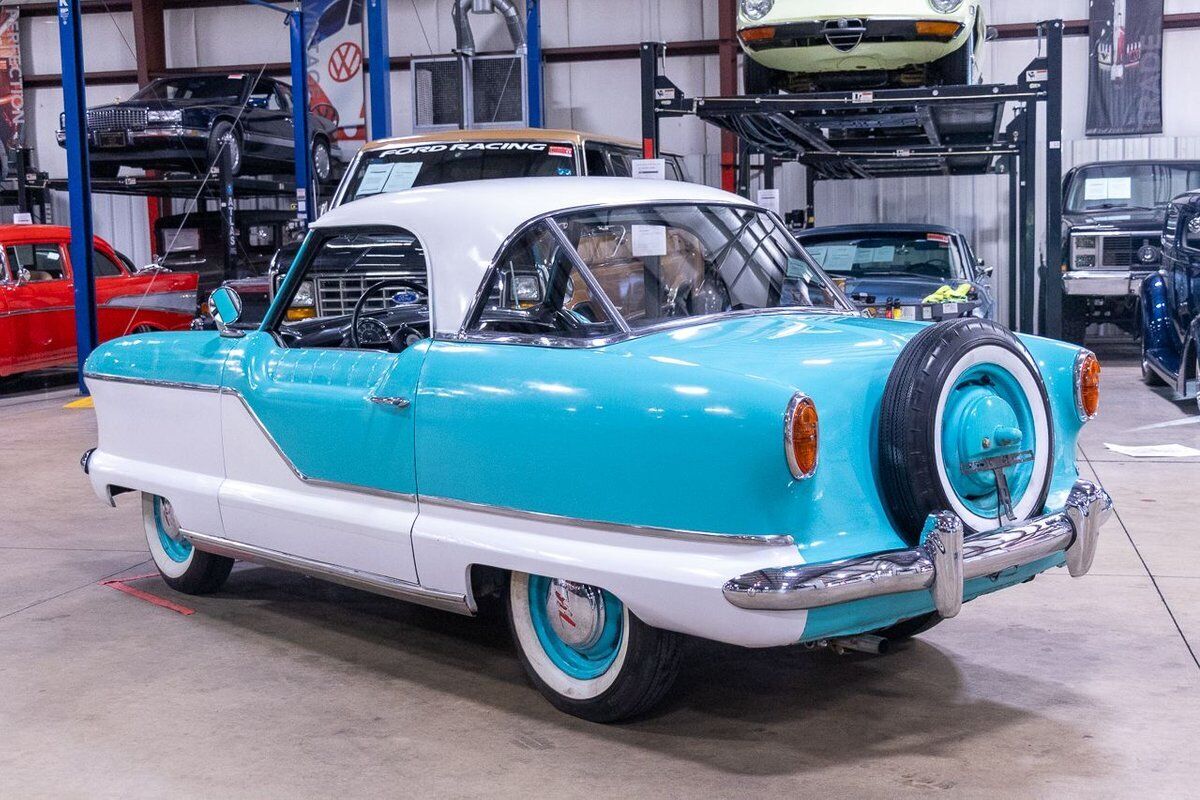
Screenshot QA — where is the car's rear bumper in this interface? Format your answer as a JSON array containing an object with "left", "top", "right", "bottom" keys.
[
  {"left": 723, "top": 480, "right": 1111, "bottom": 614},
  {"left": 1063, "top": 270, "right": 1152, "bottom": 297}
]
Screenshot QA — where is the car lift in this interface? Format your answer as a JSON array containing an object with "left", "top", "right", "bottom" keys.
[{"left": 640, "top": 20, "right": 1065, "bottom": 338}]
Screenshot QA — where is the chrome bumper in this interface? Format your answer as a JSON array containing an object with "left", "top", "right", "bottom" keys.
[
  {"left": 1062, "top": 270, "right": 1151, "bottom": 297},
  {"left": 723, "top": 480, "right": 1112, "bottom": 615}
]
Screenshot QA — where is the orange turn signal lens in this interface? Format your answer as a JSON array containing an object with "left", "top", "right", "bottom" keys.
[
  {"left": 915, "top": 20, "right": 962, "bottom": 40},
  {"left": 786, "top": 394, "right": 819, "bottom": 479},
  {"left": 1076, "top": 352, "right": 1101, "bottom": 421},
  {"left": 286, "top": 306, "right": 317, "bottom": 321},
  {"left": 739, "top": 26, "right": 776, "bottom": 43}
]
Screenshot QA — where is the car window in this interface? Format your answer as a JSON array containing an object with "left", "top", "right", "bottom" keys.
[
  {"left": 802, "top": 232, "right": 967, "bottom": 281},
  {"left": 274, "top": 85, "right": 292, "bottom": 113},
  {"left": 606, "top": 147, "right": 634, "bottom": 178},
  {"left": 249, "top": 79, "right": 280, "bottom": 110},
  {"left": 93, "top": 248, "right": 125, "bottom": 278},
  {"left": 465, "top": 222, "right": 622, "bottom": 342},
  {"left": 274, "top": 229, "right": 430, "bottom": 350},
  {"left": 584, "top": 143, "right": 610, "bottom": 176},
  {"left": 6, "top": 244, "right": 67, "bottom": 281},
  {"left": 665, "top": 157, "right": 684, "bottom": 182},
  {"left": 555, "top": 203, "right": 847, "bottom": 331}
]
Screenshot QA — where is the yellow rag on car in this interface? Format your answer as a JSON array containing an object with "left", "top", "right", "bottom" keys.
[{"left": 923, "top": 283, "right": 973, "bottom": 304}]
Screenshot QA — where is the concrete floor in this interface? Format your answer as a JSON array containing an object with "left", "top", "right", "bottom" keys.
[{"left": 1, "top": 344, "right": 1198, "bottom": 798}]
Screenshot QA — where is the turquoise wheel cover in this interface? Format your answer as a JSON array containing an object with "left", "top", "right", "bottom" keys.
[
  {"left": 527, "top": 575, "right": 624, "bottom": 680},
  {"left": 941, "top": 363, "right": 1037, "bottom": 519},
  {"left": 154, "top": 496, "right": 193, "bottom": 564}
]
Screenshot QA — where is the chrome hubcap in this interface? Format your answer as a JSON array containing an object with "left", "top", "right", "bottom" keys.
[
  {"left": 545, "top": 579, "right": 607, "bottom": 650},
  {"left": 159, "top": 498, "right": 183, "bottom": 541}
]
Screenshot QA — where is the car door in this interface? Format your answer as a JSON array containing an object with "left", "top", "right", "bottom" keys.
[
  {"left": 88, "top": 242, "right": 137, "bottom": 340},
  {"left": 2, "top": 240, "right": 74, "bottom": 371},
  {"left": 1177, "top": 206, "right": 1200, "bottom": 337},
  {"left": 246, "top": 78, "right": 295, "bottom": 164},
  {"left": 216, "top": 228, "right": 428, "bottom": 583}
]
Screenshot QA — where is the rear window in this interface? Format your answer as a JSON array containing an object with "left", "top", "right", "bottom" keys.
[
  {"left": 802, "top": 232, "right": 966, "bottom": 281},
  {"left": 342, "top": 141, "right": 578, "bottom": 202}
]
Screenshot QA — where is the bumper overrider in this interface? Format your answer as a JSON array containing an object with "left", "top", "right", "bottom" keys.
[{"left": 723, "top": 480, "right": 1112, "bottom": 616}]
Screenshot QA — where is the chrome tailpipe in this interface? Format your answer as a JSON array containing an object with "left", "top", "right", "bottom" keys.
[{"left": 829, "top": 634, "right": 891, "bottom": 656}]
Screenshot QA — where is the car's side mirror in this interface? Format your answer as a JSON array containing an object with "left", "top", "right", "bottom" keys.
[
  {"left": 985, "top": 26, "right": 999, "bottom": 42},
  {"left": 977, "top": 261, "right": 994, "bottom": 278},
  {"left": 208, "top": 286, "right": 244, "bottom": 337}
]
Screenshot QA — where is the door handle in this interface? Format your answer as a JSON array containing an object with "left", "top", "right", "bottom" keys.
[{"left": 369, "top": 396, "right": 411, "bottom": 409}]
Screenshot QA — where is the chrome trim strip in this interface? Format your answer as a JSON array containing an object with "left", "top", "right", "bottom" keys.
[
  {"left": 418, "top": 494, "right": 797, "bottom": 547},
  {"left": 0, "top": 304, "right": 74, "bottom": 320},
  {"left": 181, "top": 529, "right": 472, "bottom": 616},
  {"left": 83, "top": 371, "right": 222, "bottom": 393},
  {"left": 722, "top": 480, "right": 1113, "bottom": 611}
]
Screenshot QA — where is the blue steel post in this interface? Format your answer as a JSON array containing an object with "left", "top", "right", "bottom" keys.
[
  {"left": 366, "top": 0, "right": 392, "bottom": 140},
  {"left": 57, "top": 0, "right": 98, "bottom": 394},
  {"left": 526, "top": 0, "right": 542, "bottom": 127},
  {"left": 289, "top": 9, "right": 315, "bottom": 223}
]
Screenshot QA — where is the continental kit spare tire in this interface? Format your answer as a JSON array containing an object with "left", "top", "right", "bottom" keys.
[{"left": 879, "top": 318, "right": 1054, "bottom": 539}]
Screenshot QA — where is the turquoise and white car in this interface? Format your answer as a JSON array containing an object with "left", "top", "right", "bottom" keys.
[
  {"left": 81, "top": 178, "right": 1112, "bottom": 722},
  {"left": 738, "top": 0, "right": 988, "bottom": 92}
]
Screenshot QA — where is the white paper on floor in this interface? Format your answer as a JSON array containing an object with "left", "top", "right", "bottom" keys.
[{"left": 1104, "top": 442, "right": 1200, "bottom": 458}]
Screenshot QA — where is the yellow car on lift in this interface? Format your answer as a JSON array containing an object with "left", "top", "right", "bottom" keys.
[{"left": 737, "top": 0, "right": 989, "bottom": 93}]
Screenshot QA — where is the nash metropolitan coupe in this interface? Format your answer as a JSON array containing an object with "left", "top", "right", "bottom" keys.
[
  {"left": 738, "top": 0, "right": 988, "bottom": 93},
  {"left": 82, "top": 179, "right": 1112, "bottom": 721}
]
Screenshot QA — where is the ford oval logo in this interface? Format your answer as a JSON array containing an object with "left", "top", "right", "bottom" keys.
[{"left": 391, "top": 290, "right": 419, "bottom": 305}]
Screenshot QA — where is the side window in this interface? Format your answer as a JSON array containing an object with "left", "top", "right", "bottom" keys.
[
  {"left": 466, "top": 222, "right": 621, "bottom": 342},
  {"left": 606, "top": 147, "right": 634, "bottom": 177},
  {"left": 273, "top": 85, "right": 292, "bottom": 113},
  {"left": 666, "top": 156, "right": 685, "bottom": 182},
  {"left": 584, "top": 143, "right": 610, "bottom": 176},
  {"left": 275, "top": 229, "right": 430, "bottom": 350},
  {"left": 248, "top": 79, "right": 276, "bottom": 110},
  {"left": 93, "top": 249, "right": 125, "bottom": 277},
  {"left": 6, "top": 244, "right": 67, "bottom": 281}
]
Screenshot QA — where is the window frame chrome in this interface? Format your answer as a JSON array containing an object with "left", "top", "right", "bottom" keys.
[{"left": 453, "top": 200, "right": 855, "bottom": 350}]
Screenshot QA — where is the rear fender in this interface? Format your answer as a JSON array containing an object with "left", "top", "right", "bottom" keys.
[{"left": 1140, "top": 272, "right": 1180, "bottom": 368}]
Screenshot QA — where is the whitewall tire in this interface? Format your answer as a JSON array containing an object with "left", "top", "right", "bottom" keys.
[
  {"left": 142, "top": 493, "right": 233, "bottom": 594},
  {"left": 506, "top": 571, "right": 681, "bottom": 722}
]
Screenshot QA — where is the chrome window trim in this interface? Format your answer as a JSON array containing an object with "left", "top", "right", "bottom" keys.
[
  {"left": 457, "top": 200, "right": 855, "bottom": 348},
  {"left": 418, "top": 494, "right": 797, "bottom": 547},
  {"left": 542, "top": 218, "right": 631, "bottom": 334}
]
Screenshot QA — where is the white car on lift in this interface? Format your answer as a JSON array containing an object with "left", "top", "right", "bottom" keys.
[{"left": 738, "top": 0, "right": 989, "bottom": 93}]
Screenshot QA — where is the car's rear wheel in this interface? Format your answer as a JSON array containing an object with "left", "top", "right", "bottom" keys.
[
  {"left": 142, "top": 493, "right": 233, "bottom": 595},
  {"left": 507, "top": 571, "right": 681, "bottom": 722},
  {"left": 880, "top": 318, "right": 1054, "bottom": 538},
  {"left": 207, "top": 121, "right": 242, "bottom": 176},
  {"left": 311, "top": 137, "right": 332, "bottom": 183}
]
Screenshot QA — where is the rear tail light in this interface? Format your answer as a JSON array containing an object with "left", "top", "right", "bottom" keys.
[
  {"left": 786, "top": 394, "right": 819, "bottom": 479},
  {"left": 1075, "top": 351, "right": 1101, "bottom": 421}
]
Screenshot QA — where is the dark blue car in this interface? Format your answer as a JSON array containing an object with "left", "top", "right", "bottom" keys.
[
  {"left": 794, "top": 223, "right": 995, "bottom": 322},
  {"left": 1140, "top": 189, "right": 1200, "bottom": 410}
]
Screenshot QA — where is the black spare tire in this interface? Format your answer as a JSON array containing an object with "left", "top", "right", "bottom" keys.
[{"left": 879, "top": 318, "right": 1055, "bottom": 540}]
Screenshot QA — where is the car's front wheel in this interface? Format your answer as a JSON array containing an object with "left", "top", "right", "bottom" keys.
[
  {"left": 507, "top": 571, "right": 681, "bottom": 722},
  {"left": 207, "top": 120, "right": 242, "bottom": 176},
  {"left": 142, "top": 493, "right": 233, "bottom": 595}
]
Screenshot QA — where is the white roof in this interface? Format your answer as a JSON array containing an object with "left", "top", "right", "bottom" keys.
[{"left": 311, "top": 177, "right": 756, "bottom": 335}]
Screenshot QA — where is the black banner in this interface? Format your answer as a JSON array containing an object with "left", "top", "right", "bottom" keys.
[{"left": 1087, "top": 0, "right": 1164, "bottom": 136}]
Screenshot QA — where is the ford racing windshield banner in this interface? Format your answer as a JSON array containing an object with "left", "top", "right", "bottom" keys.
[
  {"left": 304, "top": 0, "right": 366, "bottom": 153},
  {"left": 1086, "top": 0, "right": 1164, "bottom": 136}
]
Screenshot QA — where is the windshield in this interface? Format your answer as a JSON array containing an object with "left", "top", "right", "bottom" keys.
[
  {"left": 802, "top": 232, "right": 966, "bottom": 281},
  {"left": 1066, "top": 164, "right": 1200, "bottom": 213},
  {"left": 342, "top": 142, "right": 578, "bottom": 202},
  {"left": 555, "top": 203, "right": 849, "bottom": 330},
  {"left": 131, "top": 76, "right": 247, "bottom": 102}
]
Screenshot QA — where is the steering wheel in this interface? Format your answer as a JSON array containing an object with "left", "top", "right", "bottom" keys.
[{"left": 349, "top": 278, "right": 427, "bottom": 349}]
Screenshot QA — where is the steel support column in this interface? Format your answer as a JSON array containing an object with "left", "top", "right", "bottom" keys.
[
  {"left": 526, "top": 0, "right": 543, "bottom": 127},
  {"left": 1019, "top": 101, "right": 1038, "bottom": 334},
  {"left": 287, "top": 9, "right": 314, "bottom": 222},
  {"left": 717, "top": 0, "right": 738, "bottom": 192},
  {"left": 1042, "top": 20, "right": 1065, "bottom": 340},
  {"left": 640, "top": 42, "right": 663, "bottom": 158},
  {"left": 57, "top": 0, "right": 98, "bottom": 394},
  {"left": 366, "top": 0, "right": 392, "bottom": 140}
]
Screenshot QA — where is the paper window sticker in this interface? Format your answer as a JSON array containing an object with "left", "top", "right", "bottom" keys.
[
  {"left": 631, "top": 224, "right": 668, "bottom": 257},
  {"left": 357, "top": 163, "right": 394, "bottom": 196},
  {"left": 1106, "top": 177, "right": 1133, "bottom": 199},
  {"left": 382, "top": 162, "right": 423, "bottom": 192},
  {"left": 1084, "top": 178, "right": 1109, "bottom": 200}
]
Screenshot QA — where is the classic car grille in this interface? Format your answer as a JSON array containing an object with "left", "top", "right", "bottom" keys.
[
  {"left": 315, "top": 273, "right": 424, "bottom": 318},
  {"left": 86, "top": 108, "right": 148, "bottom": 132},
  {"left": 1099, "top": 234, "right": 1160, "bottom": 269},
  {"left": 823, "top": 19, "right": 866, "bottom": 52}
]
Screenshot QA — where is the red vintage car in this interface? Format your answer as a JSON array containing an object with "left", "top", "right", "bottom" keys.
[{"left": 0, "top": 225, "right": 198, "bottom": 378}]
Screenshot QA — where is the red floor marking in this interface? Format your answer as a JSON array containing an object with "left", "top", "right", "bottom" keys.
[{"left": 100, "top": 576, "right": 195, "bottom": 616}]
